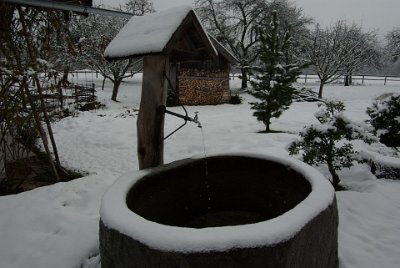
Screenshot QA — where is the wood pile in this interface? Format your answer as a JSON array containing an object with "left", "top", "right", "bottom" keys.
[{"left": 178, "top": 68, "right": 230, "bottom": 105}]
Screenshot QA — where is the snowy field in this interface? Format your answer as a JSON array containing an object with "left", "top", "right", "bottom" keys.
[{"left": 1, "top": 74, "right": 400, "bottom": 268}]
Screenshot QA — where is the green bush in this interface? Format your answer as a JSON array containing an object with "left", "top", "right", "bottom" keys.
[
  {"left": 367, "top": 94, "right": 400, "bottom": 148},
  {"left": 229, "top": 94, "right": 243, "bottom": 104},
  {"left": 289, "top": 101, "right": 376, "bottom": 189}
]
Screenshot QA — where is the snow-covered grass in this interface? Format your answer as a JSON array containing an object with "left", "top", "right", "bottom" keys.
[{"left": 1, "top": 75, "right": 400, "bottom": 268}]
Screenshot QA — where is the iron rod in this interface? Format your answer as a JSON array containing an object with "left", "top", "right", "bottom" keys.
[{"left": 0, "top": 0, "right": 134, "bottom": 18}]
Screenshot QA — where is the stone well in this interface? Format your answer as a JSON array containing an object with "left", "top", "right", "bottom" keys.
[{"left": 100, "top": 154, "right": 338, "bottom": 268}]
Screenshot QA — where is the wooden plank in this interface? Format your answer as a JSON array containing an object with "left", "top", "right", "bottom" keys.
[{"left": 137, "top": 55, "right": 169, "bottom": 169}]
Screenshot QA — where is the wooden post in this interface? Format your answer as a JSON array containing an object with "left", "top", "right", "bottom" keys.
[
  {"left": 137, "top": 55, "right": 169, "bottom": 170},
  {"left": 169, "top": 63, "right": 178, "bottom": 104},
  {"left": 92, "top": 83, "right": 95, "bottom": 101},
  {"left": 75, "top": 85, "right": 78, "bottom": 103}
]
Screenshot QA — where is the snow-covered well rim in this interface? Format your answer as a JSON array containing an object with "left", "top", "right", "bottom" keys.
[{"left": 100, "top": 153, "right": 335, "bottom": 253}]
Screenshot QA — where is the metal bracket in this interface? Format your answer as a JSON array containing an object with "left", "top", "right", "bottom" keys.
[{"left": 159, "top": 105, "right": 201, "bottom": 143}]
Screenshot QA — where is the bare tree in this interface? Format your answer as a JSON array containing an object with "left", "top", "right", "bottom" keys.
[
  {"left": 71, "top": 0, "right": 154, "bottom": 101},
  {"left": 195, "top": 0, "right": 311, "bottom": 89},
  {"left": 386, "top": 26, "right": 400, "bottom": 60},
  {"left": 195, "top": 0, "right": 267, "bottom": 89},
  {"left": 124, "top": 0, "right": 155, "bottom": 15},
  {"left": 343, "top": 26, "right": 381, "bottom": 86},
  {"left": 75, "top": 14, "right": 142, "bottom": 100},
  {"left": 306, "top": 21, "right": 381, "bottom": 98},
  {"left": 259, "top": 0, "right": 313, "bottom": 65}
]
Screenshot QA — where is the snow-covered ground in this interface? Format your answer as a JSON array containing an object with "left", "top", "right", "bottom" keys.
[{"left": 0, "top": 74, "right": 400, "bottom": 268}]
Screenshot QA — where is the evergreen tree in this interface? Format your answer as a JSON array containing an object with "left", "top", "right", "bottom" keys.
[
  {"left": 249, "top": 11, "right": 299, "bottom": 132},
  {"left": 289, "top": 101, "right": 376, "bottom": 189}
]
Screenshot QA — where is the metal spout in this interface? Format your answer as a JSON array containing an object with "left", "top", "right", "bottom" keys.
[
  {"left": 193, "top": 112, "right": 202, "bottom": 128},
  {"left": 158, "top": 105, "right": 202, "bottom": 143},
  {"left": 159, "top": 105, "right": 201, "bottom": 127}
]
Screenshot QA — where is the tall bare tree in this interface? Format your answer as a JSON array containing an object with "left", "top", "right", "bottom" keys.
[
  {"left": 123, "top": 0, "right": 155, "bottom": 15},
  {"left": 343, "top": 26, "right": 381, "bottom": 86},
  {"left": 71, "top": 0, "right": 155, "bottom": 101},
  {"left": 306, "top": 21, "right": 381, "bottom": 98},
  {"left": 195, "top": 0, "right": 267, "bottom": 89},
  {"left": 259, "top": 0, "right": 313, "bottom": 65},
  {"left": 73, "top": 13, "right": 140, "bottom": 101},
  {"left": 386, "top": 26, "right": 400, "bottom": 60},
  {"left": 195, "top": 0, "right": 311, "bottom": 89}
]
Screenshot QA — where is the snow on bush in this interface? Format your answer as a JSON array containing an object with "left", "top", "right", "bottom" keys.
[
  {"left": 367, "top": 93, "right": 400, "bottom": 148},
  {"left": 289, "top": 100, "right": 376, "bottom": 189}
]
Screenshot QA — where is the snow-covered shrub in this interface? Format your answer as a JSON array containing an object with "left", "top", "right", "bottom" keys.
[
  {"left": 289, "top": 101, "right": 376, "bottom": 189},
  {"left": 293, "top": 87, "right": 321, "bottom": 102},
  {"left": 366, "top": 94, "right": 400, "bottom": 148}
]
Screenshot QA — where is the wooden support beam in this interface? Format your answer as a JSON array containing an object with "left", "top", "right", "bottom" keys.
[{"left": 137, "top": 55, "right": 169, "bottom": 170}]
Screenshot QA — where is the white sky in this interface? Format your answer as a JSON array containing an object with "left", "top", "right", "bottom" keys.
[{"left": 97, "top": 0, "right": 400, "bottom": 38}]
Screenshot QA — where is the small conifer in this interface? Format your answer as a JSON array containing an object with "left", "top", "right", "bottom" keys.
[
  {"left": 289, "top": 101, "right": 376, "bottom": 189},
  {"left": 249, "top": 11, "right": 300, "bottom": 132}
]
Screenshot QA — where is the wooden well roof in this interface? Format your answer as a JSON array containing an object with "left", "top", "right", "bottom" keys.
[{"left": 104, "top": 6, "right": 218, "bottom": 62}]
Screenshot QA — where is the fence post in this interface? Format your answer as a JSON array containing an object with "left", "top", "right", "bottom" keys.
[
  {"left": 75, "top": 85, "right": 78, "bottom": 103},
  {"left": 92, "top": 83, "right": 95, "bottom": 101},
  {"left": 96, "top": 71, "right": 98, "bottom": 78},
  {"left": 384, "top": 76, "right": 387, "bottom": 86},
  {"left": 305, "top": 74, "right": 307, "bottom": 84},
  {"left": 362, "top": 75, "right": 365, "bottom": 85}
]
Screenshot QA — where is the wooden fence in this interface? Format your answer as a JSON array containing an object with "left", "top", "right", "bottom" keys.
[
  {"left": 65, "top": 70, "right": 400, "bottom": 86},
  {"left": 229, "top": 73, "right": 400, "bottom": 85},
  {"left": 68, "top": 70, "right": 137, "bottom": 79}
]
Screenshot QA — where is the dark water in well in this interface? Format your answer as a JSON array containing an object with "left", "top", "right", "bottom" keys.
[{"left": 184, "top": 210, "right": 267, "bottom": 228}]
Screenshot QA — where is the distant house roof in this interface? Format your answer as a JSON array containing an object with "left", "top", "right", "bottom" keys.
[{"left": 104, "top": 6, "right": 218, "bottom": 60}]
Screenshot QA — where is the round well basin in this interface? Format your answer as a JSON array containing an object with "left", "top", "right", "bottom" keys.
[{"left": 100, "top": 154, "right": 338, "bottom": 268}]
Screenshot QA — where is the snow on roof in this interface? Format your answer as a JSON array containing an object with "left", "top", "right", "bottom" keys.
[
  {"left": 105, "top": 6, "right": 210, "bottom": 59},
  {"left": 100, "top": 153, "right": 335, "bottom": 253}
]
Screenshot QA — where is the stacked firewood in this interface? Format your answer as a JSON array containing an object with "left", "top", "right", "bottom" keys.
[{"left": 178, "top": 68, "right": 230, "bottom": 105}]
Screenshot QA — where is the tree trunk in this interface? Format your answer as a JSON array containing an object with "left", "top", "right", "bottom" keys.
[
  {"left": 344, "top": 70, "right": 353, "bottom": 86},
  {"left": 111, "top": 79, "right": 121, "bottom": 101},
  {"left": 58, "top": 69, "right": 68, "bottom": 109},
  {"left": 101, "top": 76, "right": 106, "bottom": 91},
  {"left": 62, "top": 69, "right": 69, "bottom": 85},
  {"left": 265, "top": 120, "right": 271, "bottom": 133},
  {"left": 327, "top": 161, "right": 340, "bottom": 189},
  {"left": 137, "top": 55, "right": 169, "bottom": 170},
  {"left": 318, "top": 82, "right": 325, "bottom": 99},
  {"left": 241, "top": 68, "right": 248, "bottom": 89},
  {"left": 344, "top": 75, "right": 350, "bottom": 86}
]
